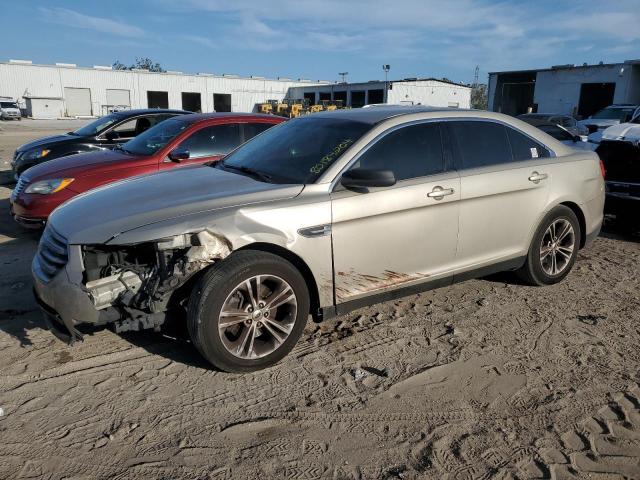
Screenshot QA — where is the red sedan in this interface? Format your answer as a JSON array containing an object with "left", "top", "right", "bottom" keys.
[{"left": 10, "top": 113, "right": 285, "bottom": 227}]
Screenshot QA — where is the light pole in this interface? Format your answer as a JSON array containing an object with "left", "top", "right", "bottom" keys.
[
  {"left": 382, "top": 64, "right": 390, "bottom": 103},
  {"left": 339, "top": 72, "right": 348, "bottom": 83}
]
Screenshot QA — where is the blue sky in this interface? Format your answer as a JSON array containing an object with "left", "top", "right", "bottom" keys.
[{"left": 2, "top": 0, "right": 639, "bottom": 84}]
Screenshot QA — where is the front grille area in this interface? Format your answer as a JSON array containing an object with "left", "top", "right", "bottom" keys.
[
  {"left": 35, "top": 226, "right": 68, "bottom": 282},
  {"left": 13, "top": 176, "right": 28, "bottom": 197}
]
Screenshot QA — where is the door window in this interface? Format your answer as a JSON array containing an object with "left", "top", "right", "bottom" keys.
[
  {"left": 178, "top": 124, "right": 241, "bottom": 158},
  {"left": 448, "top": 121, "right": 512, "bottom": 169},
  {"left": 353, "top": 123, "right": 444, "bottom": 181},
  {"left": 506, "top": 127, "right": 551, "bottom": 161},
  {"left": 243, "top": 123, "right": 275, "bottom": 142},
  {"left": 111, "top": 115, "right": 174, "bottom": 139}
]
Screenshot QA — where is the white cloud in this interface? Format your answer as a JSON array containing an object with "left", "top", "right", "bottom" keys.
[
  {"left": 40, "top": 7, "right": 145, "bottom": 38},
  {"left": 164, "top": 0, "right": 640, "bottom": 78}
]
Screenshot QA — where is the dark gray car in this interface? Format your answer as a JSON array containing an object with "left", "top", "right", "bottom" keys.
[{"left": 517, "top": 113, "right": 588, "bottom": 138}]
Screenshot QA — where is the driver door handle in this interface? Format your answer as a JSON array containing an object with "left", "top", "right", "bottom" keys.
[
  {"left": 528, "top": 172, "right": 548, "bottom": 183},
  {"left": 427, "top": 186, "right": 455, "bottom": 198}
]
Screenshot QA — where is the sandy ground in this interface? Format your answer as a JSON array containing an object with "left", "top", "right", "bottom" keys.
[{"left": 0, "top": 119, "right": 639, "bottom": 480}]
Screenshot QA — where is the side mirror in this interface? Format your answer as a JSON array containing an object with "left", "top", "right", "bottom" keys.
[
  {"left": 104, "top": 130, "right": 119, "bottom": 141},
  {"left": 168, "top": 147, "right": 190, "bottom": 162},
  {"left": 341, "top": 168, "right": 396, "bottom": 189}
]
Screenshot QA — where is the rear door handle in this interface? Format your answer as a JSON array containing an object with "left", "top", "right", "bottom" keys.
[
  {"left": 528, "top": 172, "right": 548, "bottom": 184},
  {"left": 427, "top": 186, "right": 455, "bottom": 199}
]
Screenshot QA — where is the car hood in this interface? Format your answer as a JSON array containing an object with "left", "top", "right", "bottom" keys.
[
  {"left": 48, "top": 165, "right": 304, "bottom": 244},
  {"left": 601, "top": 123, "right": 640, "bottom": 143},
  {"left": 23, "top": 149, "right": 138, "bottom": 182},
  {"left": 17, "top": 133, "right": 78, "bottom": 152},
  {"left": 578, "top": 119, "right": 620, "bottom": 129}
]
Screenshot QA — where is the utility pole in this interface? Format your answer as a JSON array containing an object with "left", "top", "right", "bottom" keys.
[
  {"left": 338, "top": 72, "right": 348, "bottom": 83},
  {"left": 382, "top": 64, "right": 390, "bottom": 103},
  {"left": 473, "top": 65, "right": 479, "bottom": 87}
]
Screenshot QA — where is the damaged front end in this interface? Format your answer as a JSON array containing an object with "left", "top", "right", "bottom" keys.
[{"left": 82, "top": 230, "right": 231, "bottom": 334}]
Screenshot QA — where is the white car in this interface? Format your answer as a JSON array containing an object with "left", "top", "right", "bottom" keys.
[
  {"left": 580, "top": 104, "right": 640, "bottom": 144},
  {"left": 600, "top": 116, "right": 640, "bottom": 146},
  {"left": 0, "top": 100, "right": 21, "bottom": 120}
]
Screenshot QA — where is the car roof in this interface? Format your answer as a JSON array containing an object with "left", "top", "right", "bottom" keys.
[
  {"left": 177, "top": 112, "right": 285, "bottom": 124},
  {"left": 114, "top": 108, "right": 189, "bottom": 117},
  {"left": 518, "top": 113, "right": 566, "bottom": 118},
  {"left": 305, "top": 105, "right": 469, "bottom": 125}
]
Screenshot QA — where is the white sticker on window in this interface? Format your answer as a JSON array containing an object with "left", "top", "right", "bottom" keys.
[{"left": 530, "top": 147, "right": 539, "bottom": 158}]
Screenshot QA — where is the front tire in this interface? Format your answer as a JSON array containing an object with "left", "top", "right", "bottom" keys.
[
  {"left": 517, "top": 205, "right": 581, "bottom": 286},
  {"left": 187, "top": 250, "right": 310, "bottom": 372}
]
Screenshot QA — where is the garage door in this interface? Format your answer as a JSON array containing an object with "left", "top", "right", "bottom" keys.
[
  {"left": 106, "top": 89, "right": 131, "bottom": 108},
  {"left": 64, "top": 87, "right": 92, "bottom": 117}
]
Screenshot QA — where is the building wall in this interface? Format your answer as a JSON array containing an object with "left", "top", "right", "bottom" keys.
[
  {"left": 288, "top": 80, "right": 471, "bottom": 108},
  {"left": 533, "top": 64, "right": 631, "bottom": 115},
  {"left": 487, "top": 74, "right": 499, "bottom": 111},
  {"left": 0, "top": 62, "right": 323, "bottom": 116},
  {"left": 488, "top": 62, "right": 640, "bottom": 116},
  {"left": 386, "top": 80, "right": 470, "bottom": 108},
  {"left": 26, "top": 98, "right": 65, "bottom": 119}
]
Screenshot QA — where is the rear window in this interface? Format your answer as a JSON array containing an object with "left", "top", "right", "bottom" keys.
[{"left": 506, "top": 127, "right": 551, "bottom": 161}]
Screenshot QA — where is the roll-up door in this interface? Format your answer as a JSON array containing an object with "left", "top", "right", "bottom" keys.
[
  {"left": 64, "top": 87, "right": 92, "bottom": 116},
  {"left": 106, "top": 89, "right": 131, "bottom": 108}
]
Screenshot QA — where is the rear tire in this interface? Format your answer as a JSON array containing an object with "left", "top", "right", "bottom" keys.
[
  {"left": 187, "top": 250, "right": 310, "bottom": 372},
  {"left": 517, "top": 205, "right": 581, "bottom": 286}
]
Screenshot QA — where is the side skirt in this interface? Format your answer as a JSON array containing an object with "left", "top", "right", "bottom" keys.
[{"left": 319, "top": 256, "right": 526, "bottom": 320}]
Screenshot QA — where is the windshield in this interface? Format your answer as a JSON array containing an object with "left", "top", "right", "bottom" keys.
[
  {"left": 72, "top": 114, "right": 122, "bottom": 136},
  {"left": 122, "top": 117, "right": 190, "bottom": 156},
  {"left": 219, "top": 117, "right": 372, "bottom": 184},
  {"left": 591, "top": 107, "right": 636, "bottom": 121},
  {"left": 0, "top": 102, "right": 18, "bottom": 109}
]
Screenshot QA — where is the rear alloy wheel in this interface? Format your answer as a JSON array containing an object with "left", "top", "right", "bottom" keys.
[
  {"left": 518, "top": 205, "right": 581, "bottom": 286},
  {"left": 539, "top": 218, "right": 575, "bottom": 276},
  {"left": 187, "top": 250, "right": 309, "bottom": 372}
]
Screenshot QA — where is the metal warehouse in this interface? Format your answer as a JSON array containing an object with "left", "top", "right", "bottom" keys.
[
  {"left": 287, "top": 78, "right": 471, "bottom": 109},
  {"left": 0, "top": 60, "right": 327, "bottom": 118},
  {"left": 488, "top": 59, "right": 640, "bottom": 118}
]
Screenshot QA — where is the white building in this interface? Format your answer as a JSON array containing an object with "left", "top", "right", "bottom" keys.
[
  {"left": 0, "top": 60, "right": 327, "bottom": 118},
  {"left": 287, "top": 78, "right": 471, "bottom": 109},
  {"left": 488, "top": 59, "right": 640, "bottom": 118}
]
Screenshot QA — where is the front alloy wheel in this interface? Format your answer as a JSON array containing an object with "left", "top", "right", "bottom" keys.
[
  {"left": 218, "top": 274, "right": 298, "bottom": 360},
  {"left": 188, "top": 250, "right": 309, "bottom": 372}
]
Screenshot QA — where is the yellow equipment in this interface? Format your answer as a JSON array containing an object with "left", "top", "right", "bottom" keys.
[
  {"left": 276, "top": 102, "right": 288, "bottom": 116},
  {"left": 259, "top": 103, "right": 272, "bottom": 114},
  {"left": 289, "top": 103, "right": 304, "bottom": 118}
]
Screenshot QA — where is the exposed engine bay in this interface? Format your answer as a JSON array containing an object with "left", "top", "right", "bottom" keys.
[{"left": 81, "top": 231, "right": 231, "bottom": 332}]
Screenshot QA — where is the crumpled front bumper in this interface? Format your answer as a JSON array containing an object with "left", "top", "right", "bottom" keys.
[{"left": 32, "top": 247, "right": 118, "bottom": 344}]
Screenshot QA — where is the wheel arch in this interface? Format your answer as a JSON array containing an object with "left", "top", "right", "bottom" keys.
[
  {"left": 237, "top": 242, "right": 322, "bottom": 321},
  {"left": 559, "top": 201, "right": 587, "bottom": 249}
]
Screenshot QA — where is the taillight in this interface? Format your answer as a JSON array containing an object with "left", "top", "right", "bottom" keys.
[{"left": 599, "top": 159, "right": 606, "bottom": 178}]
